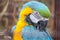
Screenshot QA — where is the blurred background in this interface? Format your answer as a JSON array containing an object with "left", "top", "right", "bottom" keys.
[{"left": 0, "top": 0, "right": 55, "bottom": 40}]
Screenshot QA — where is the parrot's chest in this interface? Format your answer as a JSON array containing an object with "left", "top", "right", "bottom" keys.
[{"left": 22, "top": 26, "right": 52, "bottom": 40}]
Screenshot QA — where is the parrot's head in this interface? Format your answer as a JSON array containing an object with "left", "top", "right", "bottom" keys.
[{"left": 19, "top": 1, "right": 51, "bottom": 31}]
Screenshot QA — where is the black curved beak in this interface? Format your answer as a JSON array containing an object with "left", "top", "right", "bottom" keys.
[{"left": 36, "top": 20, "right": 48, "bottom": 31}]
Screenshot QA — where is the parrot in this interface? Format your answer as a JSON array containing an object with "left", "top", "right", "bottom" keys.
[{"left": 10, "top": 1, "right": 52, "bottom": 40}]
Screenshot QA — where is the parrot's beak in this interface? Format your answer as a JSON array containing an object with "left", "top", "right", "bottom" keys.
[
  {"left": 37, "top": 19, "right": 48, "bottom": 31},
  {"left": 25, "top": 11, "right": 49, "bottom": 31}
]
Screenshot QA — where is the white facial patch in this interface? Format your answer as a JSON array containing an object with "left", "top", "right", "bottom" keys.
[{"left": 30, "top": 11, "right": 43, "bottom": 23}]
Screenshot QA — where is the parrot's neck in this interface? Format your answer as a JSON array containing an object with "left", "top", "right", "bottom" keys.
[{"left": 20, "top": 16, "right": 26, "bottom": 21}]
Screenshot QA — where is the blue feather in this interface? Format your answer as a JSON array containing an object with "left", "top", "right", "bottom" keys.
[{"left": 22, "top": 26, "right": 52, "bottom": 40}]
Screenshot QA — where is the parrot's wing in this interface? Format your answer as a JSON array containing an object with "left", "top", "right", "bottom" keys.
[
  {"left": 11, "top": 25, "right": 16, "bottom": 33},
  {"left": 9, "top": 25, "right": 16, "bottom": 37}
]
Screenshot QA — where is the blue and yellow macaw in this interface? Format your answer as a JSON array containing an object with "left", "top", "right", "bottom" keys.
[{"left": 11, "top": 1, "right": 52, "bottom": 40}]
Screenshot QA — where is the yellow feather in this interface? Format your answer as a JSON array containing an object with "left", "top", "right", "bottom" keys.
[{"left": 13, "top": 6, "right": 33, "bottom": 40}]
